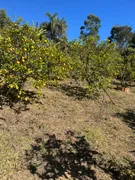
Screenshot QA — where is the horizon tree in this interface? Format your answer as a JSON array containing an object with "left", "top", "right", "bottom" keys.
[
  {"left": 40, "top": 12, "right": 68, "bottom": 41},
  {"left": 0, "top": 9, "right": 11, "bottom": 28},
  {"left": 80, "top": 14, "right": 101, "bottom": 40}
]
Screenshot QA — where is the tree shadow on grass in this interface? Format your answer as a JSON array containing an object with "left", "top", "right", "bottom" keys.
[
  {"left": 25, "top": 131, "right": 133, "bottom": 180},
  {"left": 55, "top": 84, "right": 99, "bottom": 100},
  {"left": 116, "top": 109, "right": 135, "bottom": 130},
  {"left": 25, "top": 132, "right": 98, "bottom": 180},
  {"left": 0, "top": 86, "right": 39, "bottom": 113}
]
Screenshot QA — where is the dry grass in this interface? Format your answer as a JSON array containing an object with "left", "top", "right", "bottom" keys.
[{"left": 0, "top": 80, "right": 135, "bottom": 179}]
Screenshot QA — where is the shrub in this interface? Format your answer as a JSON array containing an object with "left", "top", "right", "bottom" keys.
[
  {"left": 70, "top": 37, "right": 122, "bottom": 93},
  {"left": 118, "top": 47, "right": 135, "bottom": 88},
  {"left": 0, "top": 20, "right": 70, "bottom": 100}
]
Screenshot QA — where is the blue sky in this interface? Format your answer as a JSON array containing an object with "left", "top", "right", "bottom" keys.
[{"left": 1, "top": 0, "right": 135, "bottom": 41}]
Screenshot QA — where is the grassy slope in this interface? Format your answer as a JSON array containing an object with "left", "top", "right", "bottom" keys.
[{"left": 0, "top": 80, "right": 135, "bottom": 179}]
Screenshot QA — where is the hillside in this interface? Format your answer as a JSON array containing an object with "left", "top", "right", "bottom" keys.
[{"left": 0, "top": 80, "right": 135, "bottom": 180}]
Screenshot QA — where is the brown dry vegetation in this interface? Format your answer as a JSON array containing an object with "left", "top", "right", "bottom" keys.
[{"left": 0, "top": 80, "right": 135, "bottom": 180}]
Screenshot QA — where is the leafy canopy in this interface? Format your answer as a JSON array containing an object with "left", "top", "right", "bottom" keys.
[
  {"left": 108, "top": 26, "right": 133, "bottom": 49},
  {"left": 80, "top": 14, "right": 101, "bottom": 40},
  {"left": 70, "top": 37, "right": 121, "bottom": 93},
  {"left": 40, "top": 12, "right": 67, "bottom": 42},
  {"left": 0, "top": 20, "right": 70, "bottom": 100},
  {"left": 0, "top": 9, "right": 11, "bottom": 28}
]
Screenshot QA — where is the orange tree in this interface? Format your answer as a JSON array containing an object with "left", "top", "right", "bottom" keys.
[
  {"left": 118, "top": 47, "right": 135, "bottom": 88},
  {"left": 0, "top": 21, "right": 70, "bottom": 100},
  {"left": 69, "top": 37, "right": 122, "bottom": 93}
]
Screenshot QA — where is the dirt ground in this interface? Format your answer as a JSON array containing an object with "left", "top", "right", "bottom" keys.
[{"left": 0, "top": 80, "right": 135, "bottom": 179}]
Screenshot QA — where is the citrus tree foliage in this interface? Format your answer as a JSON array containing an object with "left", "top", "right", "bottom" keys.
[
  {"left": 70, "top": 37, "right": 121, "bottom": 92},
  {"left": 108, "top": 25, "right": 135, "bottom": 87},
  {"left": 0, "top": 21, "right": 70, "bottom": 100},
  {"left": 119, "top": 47, "right": 135, "bottom": 87}
]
